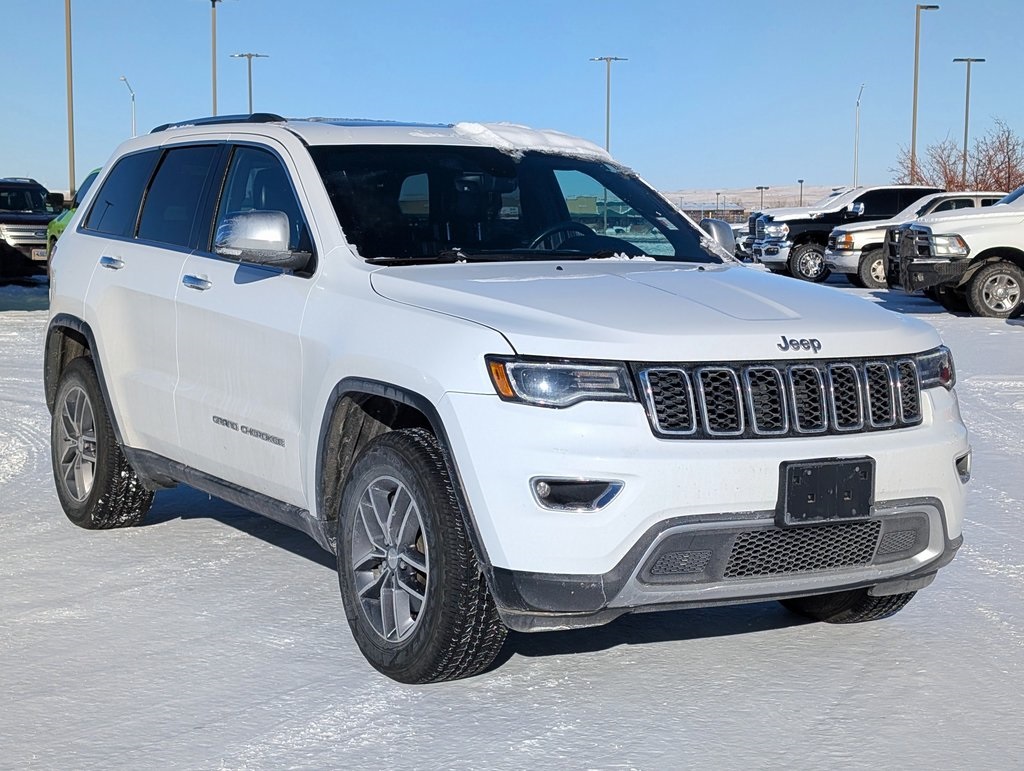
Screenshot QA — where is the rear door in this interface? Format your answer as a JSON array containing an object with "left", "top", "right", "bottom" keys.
[
  {"left": 81, "top": 146, "right": 219, "bottom": 456},
  {"left": 173, "top": 141, "right": 316, "bottom": 507}
]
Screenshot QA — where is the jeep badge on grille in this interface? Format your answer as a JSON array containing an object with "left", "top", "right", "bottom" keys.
[{"left": 777, "top": 336, "right": 822, "bottom": 353}]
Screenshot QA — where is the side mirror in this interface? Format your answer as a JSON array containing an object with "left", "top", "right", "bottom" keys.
[
  {"left": 699, "top": 218, "right": 737, "bottom": 254},
  {"left": 844, "top": 202, "right": 865, "bottom": 218},
  {"left": 214, "top": 210, "right": 311, "bottom": 271},
  {"left": 46, "top": 192, "right": 66, "bottom": 210}
]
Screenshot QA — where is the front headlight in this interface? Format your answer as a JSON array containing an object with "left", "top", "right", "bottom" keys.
[
  {"left": 764, "top": 222, "right": 789, "bottom": 239},
  {"left": 916, "top": 346, "right": 956, "bottom": 390},
  {"left": 931, "top": 234, "right": 970, "bottom": 258},
  {"left": 486, "top": 357, "right": 636, "bottom": 407},
  {"left": 833, "top": 232, "right": 855, "bottom": 250}
]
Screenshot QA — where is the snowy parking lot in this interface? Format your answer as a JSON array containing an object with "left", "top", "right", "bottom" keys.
[{"left": 1, "top": 277, "right": 1022, "bottom": 770}]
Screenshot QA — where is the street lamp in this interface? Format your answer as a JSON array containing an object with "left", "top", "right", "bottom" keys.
[
  {"left": 715, "top": 191, "right": 721, "bottom": 211},
  {"left": 910, "top": 4, "right": 940, "bottom": 184},
  {"left": 953, "top": 57, "right": 985, "bottom": 187},
  {"left": 756, "top": 185, "right": 769, "bottom": 209},
  {"left": 798, "top": 179, "right": 804, "bottom": 206},
  {"left": 119, "top": 76, "right": 136, "bottom": 137},
  {"left": 590, "top": 55, "right": 627, "bottom": 231},
  {"left": 231, "top": 52, "right": 268, "bottom": 114},
  {"left": 210, "top": 0, "right": 222, "bottom": 115},
  {"left": 64, "top": 0, "right": 76, "bottom": 199},
  {"left": 854, "top": 83, "right": 865, "bottom": 186}
]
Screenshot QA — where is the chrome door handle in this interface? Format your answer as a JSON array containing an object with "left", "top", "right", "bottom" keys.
[
  {"left": 99, "top": 255, "right": 124, "bottom": 270},
  {"left": 182, "top": 274, "right": 212, "bottom": 291}
]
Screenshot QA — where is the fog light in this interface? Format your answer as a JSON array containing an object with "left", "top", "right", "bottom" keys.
[
  {"left": 531, "top": 478, "right": 623, "bottom": 511},
  {"left": 955, "top": 451, "right": 972, "bottom": 484}
]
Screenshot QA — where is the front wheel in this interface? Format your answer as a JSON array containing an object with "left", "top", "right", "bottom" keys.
[
  {"left": 780, "top": 588, "right": 916, "bottom": 623},
  {"left": 966, "top": 261, "right": 1024, "bottom": 318},
  {"left": 50, "top": 357, "right": 154, "bottom": 528},
  {"left": 336, "top": 429, "right": 507, "bottom": 683},
  {"left": 789, "top": 244, "right": 830, "bottom": 282},
  {"left": 857, "top": 248, "right": 887, "bottom": 289}
]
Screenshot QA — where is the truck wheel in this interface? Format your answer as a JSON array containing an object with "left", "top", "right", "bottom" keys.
[
  {"left": 857, "top": 248, "right": 886, "bottom": 289},
  {"left": 966, "top": 261, "right": 1024, "bottom": 318},
  {"left": 336, "top": 428, "right": 507, "bottom": 683},
  {"left": 51, "top": 357, "right": 154, "bottom": 529},
  {"left": 789, "top": 244, "right": 830, "bottom": 282},
  {"left": 780, "top": 589, "right": 916, "bottom": 623}
]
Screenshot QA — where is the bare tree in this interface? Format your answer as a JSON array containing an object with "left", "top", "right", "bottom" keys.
[{"left": 892, "top": 119, "right": 1024, "bottom": 192}]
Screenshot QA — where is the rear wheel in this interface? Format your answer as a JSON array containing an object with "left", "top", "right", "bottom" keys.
[
  {"left": 50, "top": 357, "right": 153, "bottom": 528},
  {"left": 336, "top": 429, "right": 507, "bottom": 683},
  {"left": 857, "top": 248, "right": 887, "bottom": 289},
  {"left": 966, "top": 261, "right": 1024, "bottom": 318},
  {"left": 780, "top": 588, "right": 916, "bottom": 623},
  {"left": 789, "top": 243, "right": 830, "bottom": 282}
]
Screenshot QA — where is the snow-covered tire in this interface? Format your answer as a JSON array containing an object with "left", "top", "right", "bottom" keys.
[
  {"left": 966, "top": 261, "right": 1024, "bottom": 319},
  {"left": 336, "top": 428, "right": 507, "bottom": 683},
  {"left": 788, "top": 243, "right": 830, "bottom": 282},
  {"left": 857, "top": 248, "right": 886, "bottom": 289},
  {"left": 780, "top": 588, "right": 916, "bottom": 624},
  {"left": 50, "top": 357, "right": 154, "bottom": 529}
]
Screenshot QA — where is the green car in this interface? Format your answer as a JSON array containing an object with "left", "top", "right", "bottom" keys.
[{"left": 46, "top": 168, "right": 100, "bottom": 259}]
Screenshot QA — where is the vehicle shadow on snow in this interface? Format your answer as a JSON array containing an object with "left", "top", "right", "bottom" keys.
[
  {"left": 144, "top": 485, "right": 336, "bottom": 569},
  {"left": 497, "top": 602, "right": 806, "bottom": 664},
  {"left": 864, "top": 289, "right": 951, "bottom": 316}
]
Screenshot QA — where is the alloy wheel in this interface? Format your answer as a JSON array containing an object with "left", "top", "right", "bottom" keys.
[
  {"left": 57, "top": 386, "right": 97, "bottom": 503},
  {"left": 981, "top": 272, "right": 1021, "bottom": 313},
  {"left": 351, "top": 475, "right": 430, "bottom": 642}
]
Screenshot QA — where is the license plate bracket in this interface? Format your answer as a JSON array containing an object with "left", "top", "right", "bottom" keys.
[
  {"left": 776, "top": 457, "right": 874, "bottom": 527},
  {"left": 31, "top": 247, "right": 47, "bottom": 261}
]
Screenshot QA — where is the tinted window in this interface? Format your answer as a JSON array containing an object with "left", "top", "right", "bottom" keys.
[
  {"left": 138, "top": 146, "right": 218, "bottom": 248},
  {"left": 73, "top": 170, "right": 99, "bottom": 208},
  {"left": 931, "top": 198, "right": 975, "bottom": 213},
  {"left": 855, "top": 189, "right": 901, "bottom": 216},
  {"left": 212, "top": 145, "right": 311, "bottom": 253},
  {"left": 981, "top": 198, "right": 1001, "bottom": 207},
  {"left": 84, "top": 150, "right": 160, "bottom": 237}
]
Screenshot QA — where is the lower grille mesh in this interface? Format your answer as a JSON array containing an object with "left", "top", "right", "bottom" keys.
[
  {"left": 724, "top": 521, "right": 882, "bottom": 578},
  {"left": 650, "top": 550, "right": 713, "bottom": 575}
]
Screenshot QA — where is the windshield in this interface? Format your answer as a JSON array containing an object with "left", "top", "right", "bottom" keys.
[
  {"left": 895, "top": 192, "right": 944, "bottom": 220},
  {"left": 0, "top": 184, "right": 57, "bottom": 214},
  {"left": 75, "top": 170, "right": 99, "bottom": 206},
  {"left": 309, "top": 146, "right": 722, "bottom": 264},
  {"left": 808, "top": 187, "right": 852, "bottom": 209},
  {"left": 996, "top": 185, "right": 1024, "bottom": 206}
]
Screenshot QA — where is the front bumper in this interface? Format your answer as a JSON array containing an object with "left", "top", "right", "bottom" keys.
[
  {"left": 899, "top": 257, "right": 972, "bottom": 292},
  {"left": 492, "top": 498, "right": 961, "bottom": 631},
  {"left": 824, "top": 247, "right": 861, "bottom": 273},
  {"left": 440, "top": 387, "right": 969, "bottom": 627},
  {"left": 751, "top": 239, "right": 791, "bottom": 268}
]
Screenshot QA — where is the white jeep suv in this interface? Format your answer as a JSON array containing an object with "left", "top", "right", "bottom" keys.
[{"left": 46, "top": 115, "right": 970, "bottom": 683}]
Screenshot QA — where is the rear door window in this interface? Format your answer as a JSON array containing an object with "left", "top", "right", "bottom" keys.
[
  {"left": 137, "top": 145, "right": 219, "bottom": 248},
  {"left": 83, "top": 150, "right": 160, "bottom": 237}
]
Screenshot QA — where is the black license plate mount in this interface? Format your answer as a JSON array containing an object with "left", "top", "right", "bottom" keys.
[{"left": 776, "top": 457, "right": 875, "bottom": 527}]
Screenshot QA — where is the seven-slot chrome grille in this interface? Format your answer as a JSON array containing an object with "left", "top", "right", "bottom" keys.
[{"left": 637, "top": 357, "right": 922, "bottom": 439}]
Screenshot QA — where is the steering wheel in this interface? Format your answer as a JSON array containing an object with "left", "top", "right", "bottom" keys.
[{"left": 529, "top": 221, "right": 595, "bottom": 250}]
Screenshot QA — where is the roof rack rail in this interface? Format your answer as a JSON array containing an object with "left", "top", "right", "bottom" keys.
[
  {"left": 0, "top": 177, "right": 40, "bottom": 185},
  {"left": 150, "top": 112, "right": 286, "bottom": 133}
]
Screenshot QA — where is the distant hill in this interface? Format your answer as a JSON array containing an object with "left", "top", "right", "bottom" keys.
[{"left": 661, "top": 183, "right": 849, "bottom": 213}]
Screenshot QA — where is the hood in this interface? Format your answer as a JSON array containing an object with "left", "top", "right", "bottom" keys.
[
  {"left": 834, "top": 215, "right": 907, "bottom": 235},
  {"left": 0, "top": 212, "right": 58, "bottom": 228},
  {"left": 916, "top": 204, "right": 1024, "bottom": 231},
  {"left": 369, "top": 261, "right": 940, "bottom": 361},
  {"left": 758, "top": 206, "right": 830, "bottom": 222}
]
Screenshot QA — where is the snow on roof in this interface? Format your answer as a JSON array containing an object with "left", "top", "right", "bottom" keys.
[{"left": 451, "top": 122, "right": 610, "bottom": 160}]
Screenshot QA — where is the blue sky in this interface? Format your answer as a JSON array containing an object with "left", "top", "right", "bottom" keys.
[{"left": 3, "top": 0, "right": 1021, "bottom": 193}]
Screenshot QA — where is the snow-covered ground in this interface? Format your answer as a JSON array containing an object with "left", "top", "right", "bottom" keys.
[{"left": 1, "top": 277, "right": 1022, "bottom": 770}]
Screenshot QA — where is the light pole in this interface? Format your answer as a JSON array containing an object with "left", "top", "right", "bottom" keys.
[
  {"left": 590, "top": 55, "right": 627, "bottom": 232},
  {"left": 715, "top": 191, "right": 721, "bottom": 212},
  {"left": 756, "top": 185, "right": 769, "bottom": 210},
  {"left": 798, "top": 179, "right": 804, "bottom": 206},
  {"left": 119, "top": 76, "right": 136, "bottom": 137},
  {"left": 953, "top": 57, "right": 984, "bottom": 187},
  {"left": 231, "top": 52, "right": 268, "bottom": 113},
  {"left": 64, "top": 0, "right": 76, "bottom": 199},
  {"left": 910, "top": 4, "right": 940, "bottom": 184},
  {"left": 854, "top": 83, "right": 865, "bottom": 186},
  {"left": 210, "top": 0, "right": 222, "bottom": 115}
]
